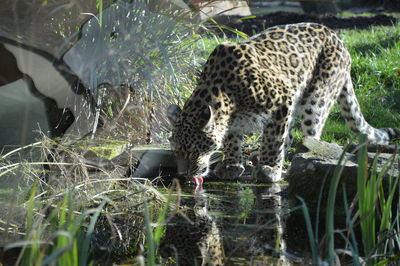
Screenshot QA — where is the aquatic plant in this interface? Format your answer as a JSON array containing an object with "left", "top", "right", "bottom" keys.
[
  {"left": 356, "top": 135, "right": 400, "bottom": 265},
  {"left": 299, "top": 134, "right": 400, "bottom": 265},
  {"left": 142, "top": 182, "right": 179, "bottom": 266},
  {"left": 4, "top": 182, "right": 107, "bottom": 265}
]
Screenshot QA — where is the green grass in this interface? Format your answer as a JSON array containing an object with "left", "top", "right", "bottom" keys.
[
  {"left": 4, "top": 184, "right": 105, "bottom": 266},
  {"left": 356, "top": 135, "right": 400, "bottom": 265},
  {"left": 338, "top": 12, "right": 376, "bottom": 18},
  {"left": 323, "top": 24, "right": 400, "bottom": 143}
]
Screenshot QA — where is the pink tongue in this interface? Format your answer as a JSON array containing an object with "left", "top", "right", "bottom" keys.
[{"left": 193, "top": 176, "right": 203, "bottom": 186}]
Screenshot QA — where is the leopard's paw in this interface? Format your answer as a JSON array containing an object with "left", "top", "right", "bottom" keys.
[
  {"left": 252, "top": 165, "right": 282, "bottom": 183},
  {"left": 214, "top": 162, "right": 245, "bottom": 180}
]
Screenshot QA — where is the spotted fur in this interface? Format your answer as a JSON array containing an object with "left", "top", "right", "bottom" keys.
[{"left": 168, "top": 23, "right": 400, "bottom": 182}]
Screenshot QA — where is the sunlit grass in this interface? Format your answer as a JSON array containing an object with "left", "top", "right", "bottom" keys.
[
  {"left": 325, "top": 23, "right": 400, "bottom": 142},
  {"left": 4, "top": 183, "right": 106, "bottom": 266},
  {"left": 337, "top": 12, "right": 376, "bottom": 17},
  {"left": 356, "top": 135, "right": 400, "bottom": 265}
]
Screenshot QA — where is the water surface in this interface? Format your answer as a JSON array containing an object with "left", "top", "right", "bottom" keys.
[{"left": 160, "top": 180, "right": 307, "bottom": 265}]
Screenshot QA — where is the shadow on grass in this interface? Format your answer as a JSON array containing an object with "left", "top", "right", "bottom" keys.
[{"left": 351, "top": 34, "right": 399, "bottom": 55}]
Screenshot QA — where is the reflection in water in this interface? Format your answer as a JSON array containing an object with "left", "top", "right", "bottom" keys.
[
  {"left": 160, "top": 181, "right": 299, "bottom": 265},
  {"left": 160, "top": 189, "right": 225, "bottom": 265}
]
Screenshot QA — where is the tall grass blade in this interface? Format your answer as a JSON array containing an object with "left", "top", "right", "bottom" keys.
[
  {"left": 341, "top": 185, "right": 361, "bottom": 265},
  {"left": 377, "top": 155, "right": 398, "bottom": 232},
  {"left": 57, "top": 192, "right": 71, "bottom": 265},
  {"left": 297, "top": 196, "right": 320, "bottom": 265},
  {"left": 315, "top": 170, "right": 329, "bottom": 246},
  {"left": 25, "top": 181, "right": 39, "bottom": 235},
  {"left": 96, "top": 0, "right": 103, "bottom": 27},
  {"left": 357, "top": 134, "right": 377, "bottom": 263},
  {"left": 22, "top": 181, "right": 41, "bottom": 265},
  {"left": 153, "top": 192, "right": 172, "bottom": 246},
  {"left": 41, "top": 231, "right": 73, "bottom": 265},
  {"left": 144, "top": 200, "right": 156, "bottom": 266},
  {"left": 79, "top": 198, "right": 109, "bottom": 266},
  {"left": 208, "top": 16, "right": 248, "bottom": 39},
  {"left": 325, "top": 143, "right": 350, "bottom": 265}
]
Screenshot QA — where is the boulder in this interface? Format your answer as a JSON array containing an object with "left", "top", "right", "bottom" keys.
[
  {"left": 192, "top": 0, "right": 251, "bottom": 21},
  {"left": 287, "top": 137, "right": 399, "bottom": 210}
]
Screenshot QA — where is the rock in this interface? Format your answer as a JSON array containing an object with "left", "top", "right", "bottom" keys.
[
  {"left": 193, "top": 0, "right": 251, "bottom": 21},
  {"left": 128, "top": 145, "right": 178, "bottom": 181},
  {"left": 302, "top": 136, "right": 346, "bottom": 160},
  {"left": 287, "top": 139, "right": 399, "bottom": 210},
  {"left": 287, "top": 153, "right": 358, "bottom": 209},
  {"left": 247, "top": 151, "right": 260, "bottom": 166}
]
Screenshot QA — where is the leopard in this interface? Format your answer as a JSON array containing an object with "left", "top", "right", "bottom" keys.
[{"left": 167, "top": 23, "right": 400, "bottom": 183}]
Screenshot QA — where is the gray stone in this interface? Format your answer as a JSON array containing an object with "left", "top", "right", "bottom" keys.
[
  {"left": 287, "top": 139, "right": 399, "bottom": 209},
  {"left": 302, "top": 136, "right": 347, "bottom": 160},
  {"left": 193, "top": 0, "right": 251, "bottom": 21},
  {"left": 287, "top": 153, "right": 358, "bottom": 209},
  {"left": 129, "top": 145, "right": 177, "bottom": 180}
]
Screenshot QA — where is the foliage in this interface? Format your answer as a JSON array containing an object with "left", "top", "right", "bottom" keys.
[
  {"left": 356, "top": 135, "right": 400, "bottom": 265},
  {"left": 298, "top": 134, "right": 400, "bottom": 265},
  {"left": 238, "top": 188, "right": 256, "bottom": 220},
  {"left": 142, "top": 184, "right": 177, "bottom": 266},
  {"left": 4, "top": 184, "right": 107, "bottom": 266},
  {"left": 0, "top": 135, "right": 168, "bottom": 265},
  {"left": 1, "top": 1, "right": 205, "bottom": 264}
]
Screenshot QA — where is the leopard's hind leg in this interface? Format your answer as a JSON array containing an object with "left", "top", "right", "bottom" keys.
[
  {"left": 299, "top": 51, "right": 349, "bottom": 140},
  {"left": 300, "top": 68, "right": 400, "bottom": 146},
  {"left": 299, "top": 81, "right": 343, "bottom": 140},
  {"left": 338, "top": 74, "right": 400, "bottom": 144}
]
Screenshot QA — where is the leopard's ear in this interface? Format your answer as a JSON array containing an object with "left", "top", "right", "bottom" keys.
[
  {"left": 167, "top": 104, "right": 182, "bottom": 125},
  {"left": 200, "top": 105, "right": 215, "bottom": 132}
]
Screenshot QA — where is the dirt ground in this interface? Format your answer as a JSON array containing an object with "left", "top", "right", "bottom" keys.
[{"left": 211, "top": 12, "right": 398, "bottom": 36}]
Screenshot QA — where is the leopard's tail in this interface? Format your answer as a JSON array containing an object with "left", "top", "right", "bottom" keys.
[{"left": 338, "top": 76, "right": 400, "bottom": 145}]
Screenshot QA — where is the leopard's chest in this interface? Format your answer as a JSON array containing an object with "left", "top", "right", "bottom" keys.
[{"left": 227, "top": 110, "right": 270, "bottom": 134}]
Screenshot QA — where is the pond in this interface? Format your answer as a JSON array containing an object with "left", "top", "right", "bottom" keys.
[
  {"left": 127, "top": 145, "right": 313, "bottom": 265},
  {"left": 157, "top": 180, "right": 306, "bottom": 265}
]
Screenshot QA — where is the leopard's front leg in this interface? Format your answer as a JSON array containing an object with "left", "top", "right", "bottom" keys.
[
  {"left": 214, "top": 132, "right": 245, "bottom": 179},
  {"left": 253, "top": 108, "right": 293, "bottom": 183}
]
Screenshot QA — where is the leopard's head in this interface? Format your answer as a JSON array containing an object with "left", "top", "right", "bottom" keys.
[{"left": 167, "top": 104, "right": 220, "bottom": 178}]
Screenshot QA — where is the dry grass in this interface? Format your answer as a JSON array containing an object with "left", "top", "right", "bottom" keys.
[{"left": 0, "top": 134, "right": 182, "bottom": 264}]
